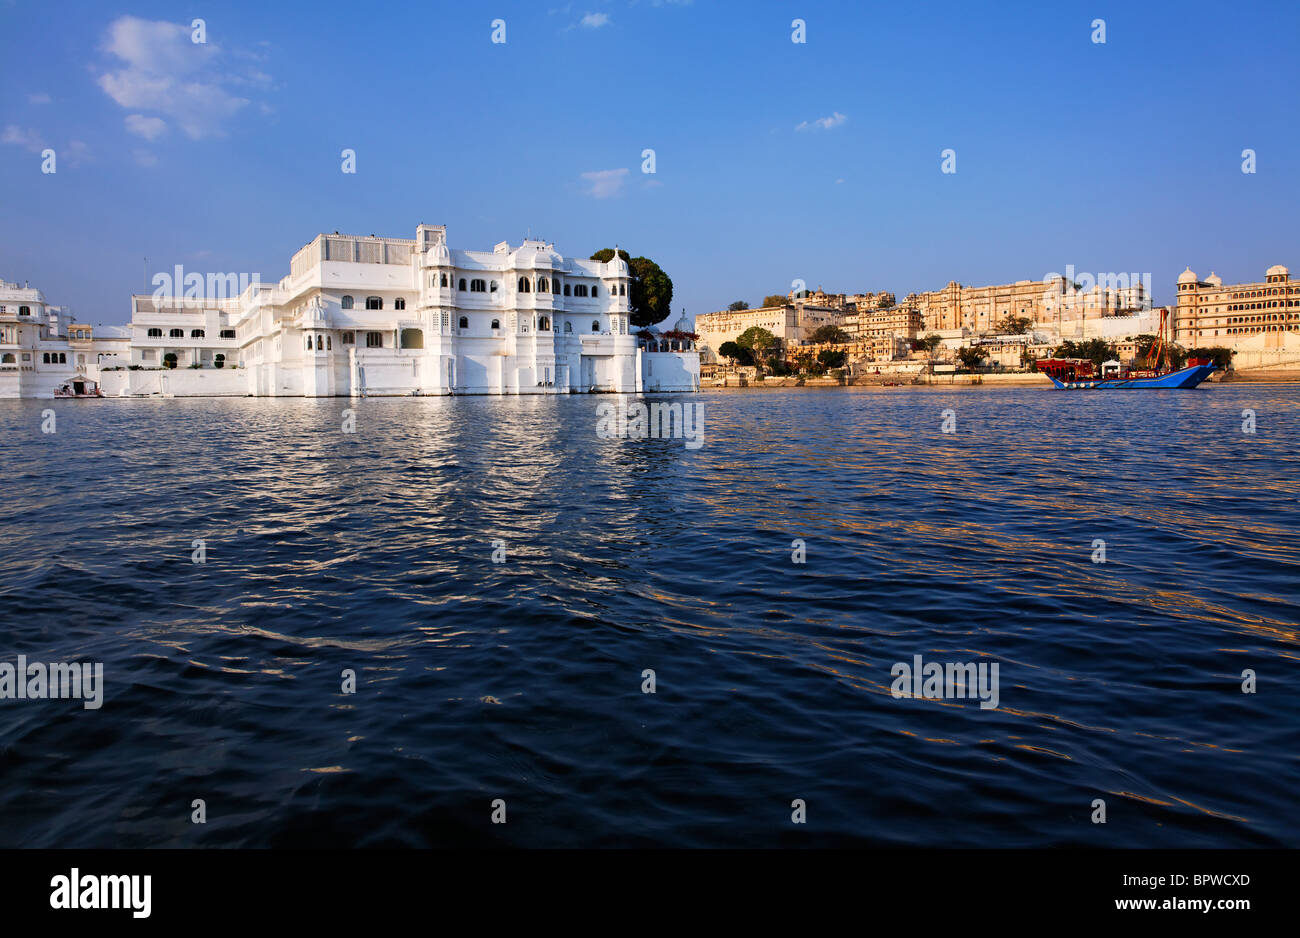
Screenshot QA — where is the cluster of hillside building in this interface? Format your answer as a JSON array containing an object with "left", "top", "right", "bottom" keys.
[
  {"left": 695, "top": 266, "right": 1300, "bottom": 374},
  {"left": 0, "top": 225, "right": 700, "bottom": 398}
]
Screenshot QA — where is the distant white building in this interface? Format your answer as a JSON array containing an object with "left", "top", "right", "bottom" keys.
[{"left": 0, "top": 278, "right": 130, "bottom": 398}]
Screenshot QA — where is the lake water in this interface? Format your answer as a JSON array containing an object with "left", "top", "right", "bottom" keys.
[{"left": 0, "top": 387, "right": 1296, "bottom": 847}]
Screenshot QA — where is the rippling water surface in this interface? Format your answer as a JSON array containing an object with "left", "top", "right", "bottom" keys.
[{"left": 1, "top": 387, "right": 1297, "bottom": 847}]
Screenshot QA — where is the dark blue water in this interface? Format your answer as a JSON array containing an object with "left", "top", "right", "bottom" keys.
[{"left": 1, "top": 388, "right": 1297, "bottom": 847}]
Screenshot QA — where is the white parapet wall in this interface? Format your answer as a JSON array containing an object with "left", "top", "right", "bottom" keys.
[
  {"left": 97, "top": 368, "right": 250, "bottom": 397},
  {"left": 1043, "top": 310, "right": 1161, "bottom": 343}
]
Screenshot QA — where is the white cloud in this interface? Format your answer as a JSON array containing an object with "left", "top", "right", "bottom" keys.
[
  {"left": 2, "top": 127, "right": 88, "bottom": 164},
  {"left": 125, "top": 114, "right": 167, "bottom": 140},
  {"left": 581, "top": 167, "right": 629, "bottom": 198},
  {"left": 96, "top": 16, "right": 262, "bottom": 140},
  {"left": 581, "top": 12, "right": 611, "bottom": 28},
  {"left": 28, "top": 93, "right": 51, "bottom": 105},
  {"left": 1, "top": 125, "right": 46, "bottom": 152},
  {"left": 795, "top": 111, "right": 847, "bottom": 132},
  {"left": 64, "top": 140, "right": 91, "bottom": 166},
  {"left": 133, "top": 149, "right": 159, "bottom": 167}
]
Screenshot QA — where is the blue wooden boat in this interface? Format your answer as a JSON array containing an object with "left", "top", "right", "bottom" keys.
[
  {"left": 1036, "top": 307, "right": 1216, "bottom": 389},
  {"left": 1040, "top": 360, "right": 1216, "bottom": 389}
]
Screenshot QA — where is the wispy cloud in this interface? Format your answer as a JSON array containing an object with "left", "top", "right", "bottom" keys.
[
  {"left": 1, "top": 125, "right": 46, "bottom": 152},
  {"left": 64, "top": 140, "right": 91, "bottom": 166},
  {"left": 96, "top": 16, "right": 268, "bottom": 140},
  {"left": 2, "top": 126, "right": 89, "bottom": 165},
  {"left": 795, "top": 111, "right": 847, "bottom": 132},
  {"left": 125, "top": 114, "right": 167, "bottom": 140},
  {"left": 580, "top": 12, "right": 611, "bottom": 28},
  {"left": 581, "top": 167, "right": 629, "bottom": 198}
]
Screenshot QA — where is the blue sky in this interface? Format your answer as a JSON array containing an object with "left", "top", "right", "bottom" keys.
[{"left": 2, "top": 0, "right": 1298, "bottom": 327}]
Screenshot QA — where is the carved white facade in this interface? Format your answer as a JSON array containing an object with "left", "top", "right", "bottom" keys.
[{"left": 221, "top": 225, "right": 641, "bottom": 396}]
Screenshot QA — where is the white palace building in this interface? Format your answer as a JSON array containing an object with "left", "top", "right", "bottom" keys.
[{"left": 0, "top": 224, "right": 699, "bottom": 398}]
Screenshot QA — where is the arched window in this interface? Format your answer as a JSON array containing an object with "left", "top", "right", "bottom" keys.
[
  {"left": 400, "top": 328, "right": 424, "bottom": 349},
  {"left": 564, "top": 284, "right": 571, "bottom": 296},
  {"left": 459, "top": 316, "right": 469, "bottom": 330},
  {"left": 59, "top": 353, "right": 66, "bottom": 363},
  {"left": 395, "top": 298, "right": 406, "bottom": 310},
  {"left": 574, "top": 285, "right": 588, "bottom": 297},
  {"left": 489, "top": 281, "right": 498, "bottom": 293},
  {"left": 591, "top": 285, "right": 598, "bottom": 297},
  {"left": 459, "top": 278, "right": 467, "bottom": 291},
  {"left": 306, "top": 336, "right": 313, "bottom": 350},
  {"left": 1, "top": 353, "right": 13, "bottom": 363},
  {"left": 170, "top": 328, "right": 184, "bottom": 338},
  {"left": 42, "top": 353, "right": 50, "bottom": 363},
  {"left": 564, "top": 322, "right": 572, "bottom": 333},
  {"left": 470, "top": 279, "right": 486, "bottom": 293},
  {"left": 539, "top": 316, "right": 550, "bottom": 331},
  {"left": 148, "top": 328, "right": 163, "bottom": 338},
  {"left": 491, "top": 319, "right": 500, "bottom": 330},
  {"left": 220, "top": 329, "right": 236, "bottom": 338},
  {"left": 191, "top": 329, "right": 205, "bottom": 338},
  {"left": 552, "top": 280, "right": 561, "bottom": 295},
  {"left": 537, "top": 278, "right": 549, "bottom": 293},
  {"left": 440, "top": 273, "right": 449, "bottom": 287},
  {"left": 327, "top": 336, "right": 332, "bottom": 350},
  {"left": 366, "top": 296, "right": 383, "bottom": 310},
  {"left": 18, "top": 306, "right": 30, "bottom": 316},
  {"left": 592, "top": 320, "right": 600, "bottom": 332},
  {"left": 518, "top": 277, "right": 531, "bottom": 293},
  {"left": 619, "top": 284, "right": 626, "bottom": 296},
  {"left": 341, "top": 331, "right": 355, "bottom": 344},
  {"left": 341, "top": 295, "right": 354, "bottom": 309}
]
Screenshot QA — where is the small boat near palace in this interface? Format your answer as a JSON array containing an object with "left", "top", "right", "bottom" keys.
[
  {"left": 53, "top": 377, "right": 105, "bottom": 398},
  {"left": 1035, "top": 308, "right": 1216, "bottom": 389},
  {"left": 1037, "top": 358, "right": 1216, "bottom": 389}
]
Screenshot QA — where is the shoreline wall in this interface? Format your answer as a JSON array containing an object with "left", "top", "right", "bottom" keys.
[{"left": 96, "top": 369, "right": 250, "bottom": 397}]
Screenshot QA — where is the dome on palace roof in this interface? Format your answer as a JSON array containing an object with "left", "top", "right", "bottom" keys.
[
  {"left": 1266, "top": 264, "right": 1289, "bottom": 277},
  {"left": 672, "top": 310, "right": 691, "bottom": 332},
  {"left": 1205, "top": 272, "right": 1222, "bottom": 286},
  {"left": 1177, "top": 267, "right": 1198, "bottom": 284},
  {"left": 606, "top": 250, "right": 629, "bottom": 275},
  {"left": 522, "top": 248, "right": 560, "bottom": 269}
]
